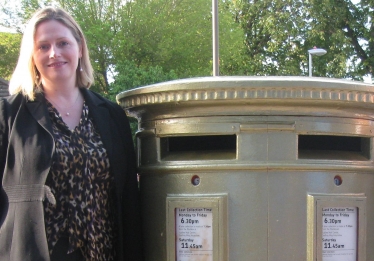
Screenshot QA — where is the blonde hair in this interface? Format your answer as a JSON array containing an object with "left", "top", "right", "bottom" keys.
[{"left": 9, "top": 6, "right": 94, "bottom": 100}]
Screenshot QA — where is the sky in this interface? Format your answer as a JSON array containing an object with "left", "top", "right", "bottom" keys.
[
  {"left": 0, "top": 0, "right": 22, "bottom": 33},
  {"left": 0, "top": 24, "right": 16, "bottom": 33}
]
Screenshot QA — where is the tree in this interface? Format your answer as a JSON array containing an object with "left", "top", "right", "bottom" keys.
[
  {"left": 1, "top": 0, "right": 372, "bottom": 84},
  {"left": 226, "top": 0, "right": 373, "bottom": 80},
  {"left": 308, "top": 0, "right": 374, "bottom": 79},
  {"left": 228, "top": 0, "right": 317, "bottom": 76},
  {"left": 108, "top": 59, "right": 178, "bottom": 140},
  {"left": 59, "top": 0, "right": 129, "bottom": 93},
  {"left": 0, "top": 32, "right": 21, "bottom": 80},
  {"left": 109, "top": 0, "right": 245, "bottom": 78},
  {"left": 117, "top": 0, "right": 214, "bottom": 77},
  {"left": 108, "top": 59, "right": 178, "bottom": 101}
]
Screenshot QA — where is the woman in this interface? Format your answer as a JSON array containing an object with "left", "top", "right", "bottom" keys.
[{"left": 0, "top": 6, "right": 142, "bottom": 261}]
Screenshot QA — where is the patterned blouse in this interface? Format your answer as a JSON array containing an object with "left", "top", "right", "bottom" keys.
[{"left": 43, "top": 99, "right": 116, "bottom": 260}]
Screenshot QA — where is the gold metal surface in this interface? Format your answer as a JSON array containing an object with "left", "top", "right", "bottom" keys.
[{"left": 117, "top": 77, "right": 374, "bottom": 261}]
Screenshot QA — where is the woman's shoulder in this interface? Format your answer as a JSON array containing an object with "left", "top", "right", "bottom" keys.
[
  {"left": 0, "top": 93, "right": 26, "bottom": 112},
  {"left": 2, "top": 92, "right": 25, "bottom": 103},
  {"left": 0, "top": 93, "right": 26, "bottom": 128}
]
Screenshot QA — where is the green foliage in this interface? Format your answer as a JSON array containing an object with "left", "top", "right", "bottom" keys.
[
  {"left": 308, "top": 0, "right": 374, "bottom": 79},
  {"left": 107, "top": 59, "right": 178, "bottom": 102},
  {"left": 228, "top": 0, "right": 373, "bottom": 80},
  {"left": 19, "top": 0, "right": 53, "bottom": 22},
  {"left": 0, "top": 32, "right": 21, "bottom": 80},
  {"left": 107, "top": 59, "right": 178, "bottom": 142},
  {"left": 117, "top": 0, "right": 214, "bottom": 78},
  {"left": 228, "top": 0, "right": 312, "bottom": 76},
  {"left": 1, "top": 0, "right": 373, "bottom": 88}
]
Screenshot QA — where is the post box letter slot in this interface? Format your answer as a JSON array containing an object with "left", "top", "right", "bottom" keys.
[
  {"left": 160, "top": 135, "right": 236, "bottom": 160},
  {"left": 298, "top": 135, "right": 370, "bottom": 160}
]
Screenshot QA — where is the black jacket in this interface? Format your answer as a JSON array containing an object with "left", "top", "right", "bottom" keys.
[{"left": 0, "top": 89, "right": 142, "bottom": 261}]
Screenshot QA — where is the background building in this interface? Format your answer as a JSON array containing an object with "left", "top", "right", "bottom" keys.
[{"left": 0, "top": 78, "right": 9, "bottom": 97}]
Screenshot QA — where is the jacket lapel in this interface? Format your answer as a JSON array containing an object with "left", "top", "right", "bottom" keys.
[
  {"left": 81, "top": 89, "right": 113, "bottom": 161},
  {"left": 25, "top": 93, "right": 53, "bottom": 135},
  {"left": 26, "top": 89, "right": 114, "bottom": 173}
]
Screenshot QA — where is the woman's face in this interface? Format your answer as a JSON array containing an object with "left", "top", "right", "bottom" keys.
[{"left": 33, "top": 20, "right": 82, "bottom": 88}]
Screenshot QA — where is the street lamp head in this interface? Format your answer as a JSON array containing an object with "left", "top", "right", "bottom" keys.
[
  {"left": 308, "top": 46, "right": 327, "bottom": 77},
  {"left": 308, "top": 47, "right": 327, "bottom": 56}
]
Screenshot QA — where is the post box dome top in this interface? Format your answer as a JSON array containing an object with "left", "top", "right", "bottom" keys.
[
  {"left": 116, "top": 76, "right": 374, "bottom": 120},
  {"left": 117, "top": 76, "right": 372, "bottom": 100}
]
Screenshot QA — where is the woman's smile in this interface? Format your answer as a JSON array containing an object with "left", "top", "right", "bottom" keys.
[{"left": 48, "top": 61, "right": 68, "bottom": 68}]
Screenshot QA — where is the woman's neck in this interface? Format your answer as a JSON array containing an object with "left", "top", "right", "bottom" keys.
[
  {"left": 44, "top": 87, "right": 84, "bottom": 130},
  {"left": 43, "top": 86, "right": 80, "bottom": 100},
  {"left": 41, "top": 77, "right": 78, "bottom": 96}
]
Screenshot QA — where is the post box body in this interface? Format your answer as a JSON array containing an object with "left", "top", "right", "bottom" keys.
[{"left": 117, "top": 77, "right": 374, "bottom": 261}]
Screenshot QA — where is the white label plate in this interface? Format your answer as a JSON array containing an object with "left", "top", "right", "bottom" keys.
[
  {"left": 175, "top": 207, "right": 213, "bottom": 261},
  {"left": 322, "top": 207, "right": 357, "bottom": 261}
]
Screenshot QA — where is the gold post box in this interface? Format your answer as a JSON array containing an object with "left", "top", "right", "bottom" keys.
[{"left": 117, "top": 76, "right": 374, "bottom": 261}]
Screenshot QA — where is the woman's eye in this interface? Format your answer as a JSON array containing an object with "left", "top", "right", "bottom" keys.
[
  {"left": 58, "top": 41, "right": 69, "bottom": 47},
  {"left": 38, "top": 45, "right": 50, "bottom": 50}
]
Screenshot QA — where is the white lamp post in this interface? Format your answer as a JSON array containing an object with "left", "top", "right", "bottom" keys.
[
  {"left": 212, "top": 0, "right": 219, "bottom": 76},
  {"left": 308, "top": 47, "right": 327, "bottom": 77}
]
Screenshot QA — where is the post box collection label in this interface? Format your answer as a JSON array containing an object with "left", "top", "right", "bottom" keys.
[
  {"left": 175, "top": 207, "right": 213, "bottom": 261},
  {"left": 322, "top": 207, "right": 357, "bottom": 261}
]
